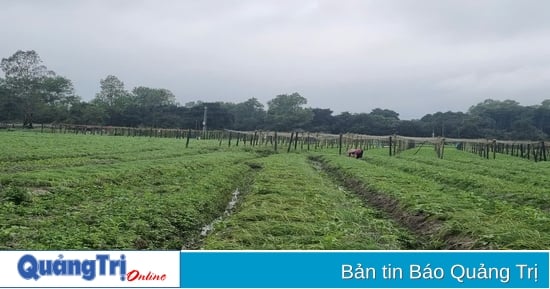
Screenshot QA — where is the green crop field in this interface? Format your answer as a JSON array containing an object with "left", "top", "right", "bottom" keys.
[{"left": 1, "top": 131, "right": 550, "bottom": 250}]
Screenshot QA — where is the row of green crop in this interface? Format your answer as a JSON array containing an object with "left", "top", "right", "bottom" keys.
[
  {"left": 314, "top": 150, "right": 550, "bottom": 249},
  {"left": 361, "top": 149, "right": 550, "bottom": 211},
  {"left": 0, "top": 131, "right": 228, "bottom": 163},
  {"left": 399, "top": 147, "right": 550, "bottom": 183},
  {"left": 0, "top": 132, "right": 263, "bottom": 249},
  {"left": 0, "top": 131, "right": 285, "bottom": 176},
  {"left": 6, "top": 130, "right": 548, "bottom": 250},
  {"left": 203, "top": 153, "right": 415, "bottom": 249}
]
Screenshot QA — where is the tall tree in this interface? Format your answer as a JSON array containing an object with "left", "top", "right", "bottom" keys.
[
  {"left": 92, "top": 75, "right": 134, "bottom": 125},
  {"left": 132, "top": 86, "right": 176, "bottom": 107},
  {"left": 39, "top": 75, "right": 78, "bottom": 105},
  {"left": 130, "top": 86, "right": 176, "bottom": 127},
  {"left": 534, "top": 100, "right": 550, "bottom": 136},
  {"left": 308, "top": 108, "right": 334, "bottom": 132},
  {"left": 67, "top": 101, "right": 108, "bottom": 125},
  {"left": 468, "top": 99, "right": 524, "bottom": 131},
  {"left": 370, "top": 108, "right": 399, "bottom": 120},
  {"left": 1, "top": 50, "right": 51, "bottom": 127},
  {"left": 226, "top": 98, "right": 266, "bottom": 130},
  {"left": 1, "top": 50, "right": 76, "bottom": 126},
  {"left": 0, "top": 77, "right": 21, "bottom": 121},
  {"left": 421, "top": 111, "right": 467, "bottom": 138},
  {"left": 266, "top": 93, "right": 313, "bottom": 131},
  {"left": 93, "top": 75, "right": 129, "bottom": 107}
]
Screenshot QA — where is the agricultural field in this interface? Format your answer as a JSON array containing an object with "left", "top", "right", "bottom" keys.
[
  {"left": 310, "top": 149, "right": 550, "bottom": 249},
  {"left": 1, "top": 131, "right": 550, "bottom": 250}
]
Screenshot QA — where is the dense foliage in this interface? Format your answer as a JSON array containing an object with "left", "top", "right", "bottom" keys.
[{"left": 2, "top": 50, "right": 550, "bottom": 140}]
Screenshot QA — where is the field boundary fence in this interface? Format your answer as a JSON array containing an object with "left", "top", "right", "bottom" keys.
[{"left": 2, "top": 122, "right": 548, "bottom": 161}]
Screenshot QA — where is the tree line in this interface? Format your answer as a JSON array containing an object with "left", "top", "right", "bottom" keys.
[{"left": 1, "top": 50, "right": 550, "bottom": 140}]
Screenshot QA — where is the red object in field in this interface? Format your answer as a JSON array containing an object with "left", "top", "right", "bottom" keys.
[{"left": 347, "top": 148, "right": 363, "bottom": 158}]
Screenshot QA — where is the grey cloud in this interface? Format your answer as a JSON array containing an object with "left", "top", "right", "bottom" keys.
[{"left": 1, "top": 0, "right": 549, "bottom": 119}]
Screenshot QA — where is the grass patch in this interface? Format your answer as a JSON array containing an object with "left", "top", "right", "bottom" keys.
[{"left": 204, "top": 153, "right": 414, "bottom": 249}]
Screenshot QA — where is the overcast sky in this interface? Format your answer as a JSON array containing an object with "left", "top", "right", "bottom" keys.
[{"left": 1, "top": 0, "right": 550, "bottom": 119}]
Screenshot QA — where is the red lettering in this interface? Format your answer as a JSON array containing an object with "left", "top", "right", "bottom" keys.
[
  {"left": 126, "top": 270, "right": 140, "bottom": 282},
  {"left": 126, "top": 269, "right": 166, "bottom": 282}
]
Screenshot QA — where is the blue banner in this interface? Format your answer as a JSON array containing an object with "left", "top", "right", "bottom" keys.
[{"left": 180, "top": 251, "right": 549, "bottom": 288}]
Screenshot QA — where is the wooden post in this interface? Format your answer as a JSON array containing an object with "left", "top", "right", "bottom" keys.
[
  {"left": 389, "top": 136, "right": 393, "bottom": 156},
  {"left": 307, "top": 133, "right": 310, "bottom": 151},
  {"left": 520, "top": 144, "right": 524, "bottom": 158},
  {"left": 294, "top": 132, "right": 299, "bottom": 151},
  {"left": 339, "top": 134, "right": 343, "bottom": 155},
  {"left": 493, "top": 139, "right": 497, "bottom": 160},
  {"left": 542, "top": 141, "right": 547, "bottom": 161},
  {"left": 228, "top": 132, "right": 232, "bottom": 147},
  {"left": 287, "top": 132, "right": 294, "bottom": 153},
  {"left": 440, "top": 138, "right": 445, "bottom": 159},
  {"left": 185, "top": 129, "right": 191, "bottom": 148},
  {"left": 274, "top": 132, "right": 278, "bottom": 152}
]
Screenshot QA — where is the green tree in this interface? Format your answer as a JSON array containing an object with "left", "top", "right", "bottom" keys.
[
  {"left": 92, "top": 75, "right": 134, "bottom": 125},
  {"left": 181, "top": 102, "right": 233, "bottom": 130},
  {"left": 130, "top": 86, "right": 176, "bottom": 127},
  {"left": 370, "top": 108, "right": 399, "bottom": 120},
  {"left": 1, "top": 50, "right": 50, "bottom": 127},
  {"left": 93, "top": 75, "right": 130, "bottom": 107},
  {"left": 534, "top": 100, "right": 550, "bottom": 136},
  {"left": 226, "top": 98, "right": 266, "bottom": 130},
  {"left": 266, "top": 93, "right": 313, "bottom": 131},
  {"left": 397, "top": 120, "right": 430, "bottom": 137},
  {"left": 467, "top": 99, "right": 544, "bottom": 139},
  {"left": 308, "top": 108, "right": 334, "bottom": 132},
  {"left": 468, "top": 99, "right": 524, "bottom": 131},
  {"left": 0, "top": 77, "right": 21, "bottom": 121},
  {"left": 421, "top": 111, "right": 467, "bottom": 138},
  {"left": 37, "top": 75, "right": 80, "bottom": 123},
  {"left": 40, "top": 75, "right": 78, "bottom": 105},
  {"left": 1, "top": 50, "right": 76, "bottom": 126},
  {"left": 132, "top": 86, "right": 175, "bottom": 107},
  {"left": 367, "top": 108, "right": 400, "bottom": 135},
  {"left": 67, "top": 102, "right": 108, "bottom": 125}
]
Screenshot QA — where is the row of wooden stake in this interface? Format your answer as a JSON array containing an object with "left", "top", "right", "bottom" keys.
[{"left": 3, "top": 123, "right": 549, "bottom": 161}]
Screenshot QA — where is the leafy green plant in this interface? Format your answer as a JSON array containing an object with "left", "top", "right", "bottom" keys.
[{"left": 1, "top": 186, "right": 31, "bottom": 205}]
